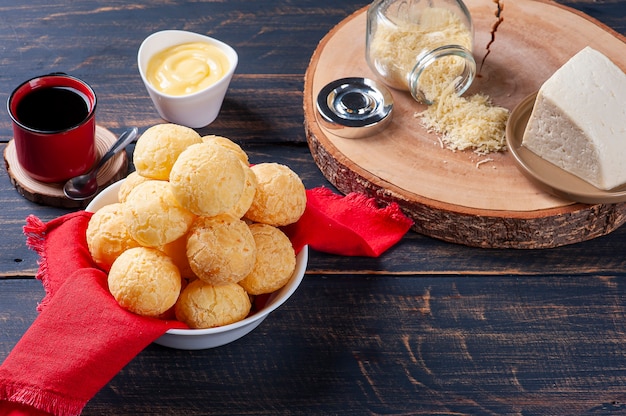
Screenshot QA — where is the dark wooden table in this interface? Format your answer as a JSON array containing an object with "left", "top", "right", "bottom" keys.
[{"left": 2, "top": 1, "right": 626, "bottom": 414}]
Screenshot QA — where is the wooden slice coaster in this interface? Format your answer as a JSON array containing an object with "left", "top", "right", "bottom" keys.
[
  {"left": 4, "top": 125, "right": 129, "bottom": 209},
  {"left": 303, "top": 0, "right": 626, "bottom": 248}
]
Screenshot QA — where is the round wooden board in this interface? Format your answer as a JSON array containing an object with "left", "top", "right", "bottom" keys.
[
  {"left": 303, "top": 0, "right": 626, "bottom": 248},
  {"left": 4, "top": 125, "right": 129, "bottom": 209}
]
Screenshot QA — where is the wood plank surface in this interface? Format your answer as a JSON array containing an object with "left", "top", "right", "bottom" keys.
[
  {"left": 1, "top": 1, "right": 626, "bottom": 415},
  {"left": 3, "top": 275, "right": 626, "bottom": 415}
]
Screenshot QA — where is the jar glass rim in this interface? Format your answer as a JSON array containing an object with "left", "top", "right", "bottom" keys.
[{"left": 408, "top": 44, "right": 476, "bottom": 105}]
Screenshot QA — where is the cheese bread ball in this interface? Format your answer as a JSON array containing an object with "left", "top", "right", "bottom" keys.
[
  {"left": 239, "top": 223, "right": 296, "bottom": 295},
  {"left": 244, "top": 163, "right": 307, "bottom": 226},
  {"left": 186, "top": 214, "right": 257, "bottom": 286},
  {"left": 118, "top": 171, "right": 152, "bottom": 203},
  {"left": 230, "top": 163, "right": 257, "bottom": 219},
  {"left": 124, "top": 180, "right": 195, "bottom": 247},
  {"left": 86, "top": 203, "right": 140, "bottom": 271},
  {"left": 158, "top": 234, "right": 195, "bottom": 280},
  {"left": 108, "top": 247, "right": 182, "bottom": 317},
  {"left": 133, "top": 123, "right": 202, "bottom": 180},
  {"left": 169, "top": 142, "right": 246, "bottom": 216},
  {"left": 202, "top": 135, "right": 249, "bottom": 165},
  {"left": 175, "top": 280, "right": 251, "bottom": 329}
]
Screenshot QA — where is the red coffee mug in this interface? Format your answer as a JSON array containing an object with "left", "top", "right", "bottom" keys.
[{"left": 7, "top": 73, "right": 97, "bottom": 183}]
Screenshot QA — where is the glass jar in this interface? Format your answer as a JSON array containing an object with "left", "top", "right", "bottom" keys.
[{"left": 365, "top": 0, "right": 476, "bottom": 105}]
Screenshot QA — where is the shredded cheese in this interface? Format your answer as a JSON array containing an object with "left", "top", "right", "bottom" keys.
[
  {"left": 368, "top": 7, "right": 472, "bottom": 97},
  {"left": 416, "top": 81, "right": 509, "bottom": 155},
  {"left": 476, "top": 158, "right": 494, "bottom": 168}
]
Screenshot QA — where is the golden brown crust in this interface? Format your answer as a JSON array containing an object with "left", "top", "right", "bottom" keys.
[
  {"left": 201, "top": 135, "right": 249, "bottom": 165},
  {"left": 229, "top": 163, "right": 258, "bottom": 219},
  {"left": 118, "top": 171, "right": 152, "bottom": 203},
  {"left": 186, "top": 214, "right": 257, "bottom": 286},
  {"left": 157, "top": 234, "right": 196, "bottom": 280},
  {"left": 175, "top": 280, "right": 251, "bottom": 328},
  {"left": 108, "top": 247, "right": 182, "bottom": 317},
  {"left": 86, "top": 203, "right": 141, "bottom": 271},
  {"left": 123, "top": 180, "right": 196, "bottom": 247},
  {"left": 169, "top": 142, "right": 246, "bottom": 216},
  {"left": 133, "top": 123, "right": 202, "bottom": 180},
  {"left": 238, "top": 223, "right": 296, "bottom": 295},
  {"left": 244, "top": 163, "right": 307, "bottom": 226}
]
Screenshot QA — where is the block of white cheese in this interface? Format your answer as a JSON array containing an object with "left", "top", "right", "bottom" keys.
[{"left": 522, "top": 46, "right": 626, "bottom": 190}]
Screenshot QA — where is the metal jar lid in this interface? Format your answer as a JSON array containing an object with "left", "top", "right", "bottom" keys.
[{"left": 316, "top": 77, "right": 393, "bottom": 139}]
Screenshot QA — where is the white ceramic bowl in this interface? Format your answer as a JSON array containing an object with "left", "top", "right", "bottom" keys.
[
  {"left": 86, "top": 180, "right": 307, "bottom": 350},
  {"left": 137, "top": 30, "right": 238, "bottom": 128}
]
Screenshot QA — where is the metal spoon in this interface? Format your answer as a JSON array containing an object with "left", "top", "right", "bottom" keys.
[{"left": 63, "top": 127, "right": 138, "bottom": 200}]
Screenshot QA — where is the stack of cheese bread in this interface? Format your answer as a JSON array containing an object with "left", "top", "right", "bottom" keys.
[{"left": 85, "top": 123, "right": 306, "bottom": 329}]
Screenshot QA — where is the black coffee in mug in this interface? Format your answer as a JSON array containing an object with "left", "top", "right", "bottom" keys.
[
  {"left": 15, "top": 86, "right": 90, "bottom": 132},
  {"left": 7, "top": 73, "right": 97, "bottom": 183}
]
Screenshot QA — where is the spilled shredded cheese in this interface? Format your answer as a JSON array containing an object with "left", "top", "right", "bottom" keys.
[
  {"left": 416, "top": 81, "right": 509, "bottom": 155},
  {"left": 476, "top": 158, "right": 494, "bottom": 168}
]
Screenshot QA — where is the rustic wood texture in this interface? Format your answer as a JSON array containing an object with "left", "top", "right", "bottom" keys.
[
  {"left": 4, "top": 126, "right": 128, "bottom": 208},
  {"left": 2, "top": 1, "right": 626, "bottom": 415},
  {"left": 303, "top": 0, "right": 626, "bottom": 248},
  {"left": 6, "top": 272, "right": 626, "bottom": 416}
]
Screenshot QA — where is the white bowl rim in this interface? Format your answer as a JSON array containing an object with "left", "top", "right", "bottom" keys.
[
  {"left": 137, "top": 29, "right": 239, "bottom": 100},
  {"left": 85, "top": 179, "right": 307, "bottom": 337}
]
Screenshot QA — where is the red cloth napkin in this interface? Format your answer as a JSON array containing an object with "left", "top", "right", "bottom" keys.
[
  {"left": 284, "top": 187, "right": 414, "bottom": 257},
  {"left": 0, "top": 212, "right": 187, "bottom": 416},
  {"left": 0, "top": 187, "right": 412, "bottom": 416}
]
